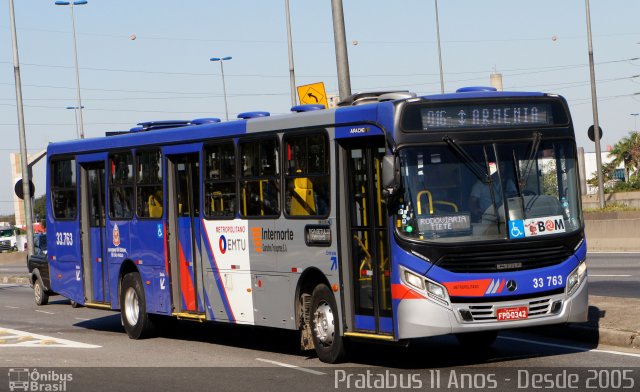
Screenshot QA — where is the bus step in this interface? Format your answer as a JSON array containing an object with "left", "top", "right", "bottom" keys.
[
  {"left": 172, "top": 312, "right": 206, "bottom": 322},
  {"left": 84, "top": 302, "right": 112, "bottom": 310},
  {"left": 343, "top": 332, "right": 395, "bottom": 341}
]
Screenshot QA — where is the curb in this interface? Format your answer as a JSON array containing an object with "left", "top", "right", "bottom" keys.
[
  {"left": 0, "top": 275, "right": 30, "bottom": 285},
  {"left": 527, "top": 324, "right": 640, "bottom": 350}
]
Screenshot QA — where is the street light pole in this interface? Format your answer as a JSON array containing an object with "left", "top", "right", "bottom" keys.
[
  {"left": 284, "top": 0, "right": 297, "bottom": 106},
  {"left": 56, "top": 1, "right": 87, "bottom": 139},
  {"left": 210, "top": 57, "right": 232, "bottom": 121},
  {"left": 330, "top": 0, "right": 352, "bottom": 101},
  {"left": 585, "top": 0, "right": 605, "bottom": 208},
  {"left": 434, "top": 0, "right": 445, "bottom": 94},
  {"left": 66, "top": 105, "right": 84, "bottom": 139},
  {"left": 8, "top": 0, "right": 35, "bottom": 255}
]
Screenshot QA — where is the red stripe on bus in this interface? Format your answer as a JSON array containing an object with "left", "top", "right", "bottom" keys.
[
  {"left": 177, "top": 241, "right": 196, "bottom": 311},
  {"left": 443, "top": 279, "right": 492, "bottom": 297},
  {"left": 391, "top": 284, "right": 424, "bottom": 300}
]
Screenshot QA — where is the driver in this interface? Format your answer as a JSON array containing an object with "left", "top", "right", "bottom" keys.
[{"left": 469, "top": 162, "right": 516, "bottom": 221}]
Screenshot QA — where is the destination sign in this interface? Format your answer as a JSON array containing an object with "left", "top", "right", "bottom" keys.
[{"left": 420, "top": 103, "right": 552, "bottom": 130}]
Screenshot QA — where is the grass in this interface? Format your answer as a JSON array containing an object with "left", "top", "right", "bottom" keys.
[{"left": 584, "top": 202, "right": 640, "bottom": 213}]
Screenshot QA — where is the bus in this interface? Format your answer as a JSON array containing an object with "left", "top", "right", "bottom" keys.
[{"left": 45, "top": 86, "right": 588, "bottom": 363}]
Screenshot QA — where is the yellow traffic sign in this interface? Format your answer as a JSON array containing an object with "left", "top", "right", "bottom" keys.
[{"left": 297, "top": 82, "right": 328, "bottom": 108}]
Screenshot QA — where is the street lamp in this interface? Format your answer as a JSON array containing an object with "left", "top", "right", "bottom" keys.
[
  {"left": 210, "top": 57, "right": 232, "bottom": 121},
  {"left": 66, "top": 105, "right": 84, "bottom": 139},
  {"left": 434, "top": 0, "right": 445, "bottom": 94},
  {"left": 55, "top": 0, "right": 87, "bottom": 139}
]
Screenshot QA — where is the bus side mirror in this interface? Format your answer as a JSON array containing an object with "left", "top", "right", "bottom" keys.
[{"left": 381, "top": 155, "right": 400, "bottom": 198}]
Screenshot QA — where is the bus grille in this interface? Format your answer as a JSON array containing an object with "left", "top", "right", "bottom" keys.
[
  {"left": 436, "top": 245, "right": 573, "bottom": 273},
  {"left": 465, "top": 298, "right": 555, "bottom": 322}
]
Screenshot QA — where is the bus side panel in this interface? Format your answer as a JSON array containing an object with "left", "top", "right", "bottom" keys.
[
  {"left": 201, "top": 219, "right": 254, "bottom": 324},
  {"left": 105, "top": 219, "right": 130, "bottom": 308},
  {"left": 129, "top": 219, "right": 170, "bottom": 314},
  {"left": 49, "top": 220, "right": 84, "bottom": 304}
]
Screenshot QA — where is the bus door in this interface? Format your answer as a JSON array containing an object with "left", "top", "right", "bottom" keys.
[
  {"left": 80, "top": 162, "right": 109, "bottom": 304},
  {"left": 167, "top": 153, "right": 204, "bottom": 314},
  {"left": 340, "top": 138, "right": 392, "bottom": 335}
]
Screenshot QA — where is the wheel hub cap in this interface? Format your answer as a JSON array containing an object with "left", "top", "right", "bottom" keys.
[{"left": 313, "top": 301, "right": 334, "bottom": 346}]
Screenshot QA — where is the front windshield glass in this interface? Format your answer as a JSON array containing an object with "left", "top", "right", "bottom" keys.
[
  {"left": 0, "top": 229, "right": 13, "bottom": 237},
  {"left": 395, "top": 139, "right": 581, "bottom": 243}
]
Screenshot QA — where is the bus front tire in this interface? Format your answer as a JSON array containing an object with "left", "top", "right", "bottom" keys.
[
  {"left": 310, "top": 284, "right": 346, "bottom": 363},
  {"left": 34, "top": 278, "right": 49, "bottom": 306},
  {"left": 120, "top": 272, "right": 155, "bottom": 339}
]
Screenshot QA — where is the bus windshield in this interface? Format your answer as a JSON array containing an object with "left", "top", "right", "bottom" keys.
[{"left": 395, "top": 139, "right": 582, "bottom": 243}]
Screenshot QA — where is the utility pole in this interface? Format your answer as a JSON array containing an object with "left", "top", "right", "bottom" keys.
[
  {"left": 585, "top": 0, "right": 605, "bottom": 208},
  {"left": 8, "top": 0, "right": 34, "bottom": 255},
  {"left": 434, "top": 0, "right": 445, "bottom": 94},
  {"left": 285, "top": 0, "right": 297, "bottom": 106},
  {"left": 331, "top": 0, "right": 352, "bottom": 101}
]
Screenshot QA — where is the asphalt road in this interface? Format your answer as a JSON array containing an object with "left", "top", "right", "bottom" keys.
[
  {"left": 588, "top": 252, "right": 640, "bottom": 298},
  {"left": 1, "top": 284, "right": 640, "bottom": 392}
]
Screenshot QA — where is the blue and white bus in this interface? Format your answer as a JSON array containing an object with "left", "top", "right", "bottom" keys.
[{"left": 45, "top": 86, "right": 587, "bottom": 363}]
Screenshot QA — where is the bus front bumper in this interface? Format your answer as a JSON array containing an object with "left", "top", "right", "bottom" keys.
[{"left": 395, "top": 277, "right": 588, "bottom": 340}]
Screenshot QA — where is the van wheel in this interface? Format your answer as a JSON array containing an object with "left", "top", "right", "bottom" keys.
[
  {"left": 310, "top": 284, "right": 346, "bottom": 363},
  {"left": 120, "top": 272, "right": 155, "bottom": 339},
  {"left": 34, "top": 278, "right": 49, "bottom": 306},
  {"left": 455, "top": 331, "right": 498, "bottom": 348}
]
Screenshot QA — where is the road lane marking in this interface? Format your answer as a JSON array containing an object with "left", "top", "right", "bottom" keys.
[
  {"left": 74, "top": 317, "right": 90, "bottom": 321},
  {"left": 4, "top": 306, "right": 19, "bottom": 309},
  {"left": 0, "top": 326, "right": 100, "bottom": 348},
  {"left": 34, "top": 310, "right": 55, "bottom": 315},
  {"left": 590, "top": 274, "right": 632, "bottom": 277},
  {"left": 499, "top": 336, "right": 640, "bottom": 359},
  {"left": 255, "top": 358, "right": 326, "bottom": 375}
]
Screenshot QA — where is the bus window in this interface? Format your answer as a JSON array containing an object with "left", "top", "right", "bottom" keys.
[
  {"left": 136, "top": 149, "right": 163, "bottom": 219},
  {"left": 204, "top": 142, "right": 236, "bottom": 218},
  {"left": 283, "top": 132, "right": 329, "bottom": 217},
  {"left": 239, "top": 137, "right": 280, "bottom": 217},
  {"left": 109, "top": 152, "right": 134, "bottom": 219},
  {"left": 51, "top": 158, "right": 77, "bottom": 219}
]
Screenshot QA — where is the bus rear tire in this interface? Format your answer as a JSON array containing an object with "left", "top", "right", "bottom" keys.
[
  {"left": 310, "top": 284, "right": 346, "bottom": 363},
  {"left": 34, "top": 278, "right": 49, "bottom": 306},
  {"left": 455, "top": 330, "right": 498, "bottom": 348},
  {"left": 120, "top": 272, "right": 155, "bottom": 339}
]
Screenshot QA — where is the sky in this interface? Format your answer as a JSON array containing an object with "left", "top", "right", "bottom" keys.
[{"left": 1, "top": 0, "right": 639, "bottom": 215}]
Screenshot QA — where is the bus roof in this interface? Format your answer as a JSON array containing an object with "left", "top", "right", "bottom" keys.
[{"left": 46, "top": 87, "right": 558, "bottom": 157}]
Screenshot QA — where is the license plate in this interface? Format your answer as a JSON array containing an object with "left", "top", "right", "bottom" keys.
[{"left": 496, "top": 306, "right": 528, "bottom": 321}]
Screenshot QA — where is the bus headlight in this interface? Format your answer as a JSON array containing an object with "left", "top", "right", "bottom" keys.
[
  {"left": 401, "top": 267, "right": 450, "bottom": 307},
  {"left": 404, "top": 270, "right": 425, "bottom": 291},
  {"left": 566, "top": 261, "right": 587, "bottom": 297}
]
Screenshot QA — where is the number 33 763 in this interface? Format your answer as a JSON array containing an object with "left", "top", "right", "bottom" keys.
[
  {"left": 532, "top": 275, "right": 562, "bottom": 289},
  {"left": 56, "top": 232, "right": 73, "bottom": 246}
]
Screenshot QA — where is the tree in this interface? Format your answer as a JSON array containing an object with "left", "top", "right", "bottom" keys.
[
  {"left": 33, "top": 194, "right": 46, "bottom": 222},
  {"left": 609, "top": 131, "right": 640, "bottom": 185}
]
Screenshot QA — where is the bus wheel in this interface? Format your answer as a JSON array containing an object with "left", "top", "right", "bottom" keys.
[
  {"left": 120, "top": 272, "right": 154, "bottom": 339},
  {"left": 34, "top": 278, "right": 49, "bottom": 306},
  {"left": 310, "top": 284, "right": 346, "bottom": 363},
  {"left": 455, "top": 330, "right": 498, "bottom": 348}
]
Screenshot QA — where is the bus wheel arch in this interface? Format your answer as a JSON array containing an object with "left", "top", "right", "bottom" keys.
[
  {"left": 295, "top": 268, "right": 345, "bottom": 363},
  {"left": 118, "top": 259, "right": 139, "bottom": 308},
  {"left": 119, "top": 269, "right": 155, "bottom": 339}
]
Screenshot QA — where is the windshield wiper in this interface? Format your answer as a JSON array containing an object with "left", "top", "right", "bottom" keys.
[
  {"left": 443, "top": 136, "right": 489, "bottom": 183},
  {"left": 520, "top": 131, "right": 542, "bottom": 191}
]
